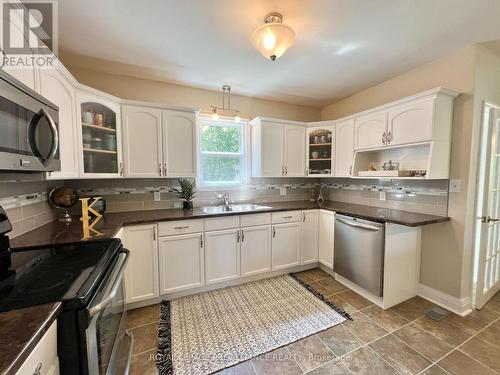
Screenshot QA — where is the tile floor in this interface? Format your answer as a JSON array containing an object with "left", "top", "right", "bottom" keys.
[{"left": 126, "top": 268, "right": 500, "bottom": 374}]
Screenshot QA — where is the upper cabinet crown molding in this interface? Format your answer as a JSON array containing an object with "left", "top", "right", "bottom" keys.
[
  {"left": 121, "top": 99, "right": 200, "bottom": 114},
  {"left": 251, "top": 117, "right": 306, "bottom": 126}
]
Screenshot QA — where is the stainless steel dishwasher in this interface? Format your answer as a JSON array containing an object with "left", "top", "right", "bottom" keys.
[{"left": 334, "top": 214, "right": 385, "bottom": 296}]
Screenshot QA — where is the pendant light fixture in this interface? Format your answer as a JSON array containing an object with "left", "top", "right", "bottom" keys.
[
  {"left": 210, "top": 85, "right": 241, "bottom": 122},
  {"left": 251, "top": 12, "right": 295, "bottom": 61}
]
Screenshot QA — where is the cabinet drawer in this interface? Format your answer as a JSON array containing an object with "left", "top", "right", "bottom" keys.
[
  {"left": 240, "top": 213, "right": 271, "bottom": 227},
  {"left": 158, "top": 219, "right": 204, "bottom": 236},
  {"left": 204, "top": 216, "right": 239, "bottom": 231},
  {"left": 272, "top": 210, "right": 301, "bottom": 224},
  {"left": 16, "top": 321, "right": 58, "bottom": 375}
]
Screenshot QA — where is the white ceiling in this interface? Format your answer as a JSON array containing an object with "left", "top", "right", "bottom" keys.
[{"left": 59, "top": 0, "right": 500, "bottom": 107}]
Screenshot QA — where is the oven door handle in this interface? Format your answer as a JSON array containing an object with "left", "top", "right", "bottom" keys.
[
  {"left": 88, "top": 250, "right": 130, "bottom": 318},
  {"left": 122, "top": 330, "right": 134, "bottom": 375}
]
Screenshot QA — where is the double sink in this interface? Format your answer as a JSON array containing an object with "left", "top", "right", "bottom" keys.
[{"left": 200, "top": 204, "right": 271, "bottom": 214}]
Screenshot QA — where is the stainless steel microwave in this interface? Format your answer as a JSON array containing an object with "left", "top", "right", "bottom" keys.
[{"left": 0, "top": 70, "right": 60, "bottom": 172}]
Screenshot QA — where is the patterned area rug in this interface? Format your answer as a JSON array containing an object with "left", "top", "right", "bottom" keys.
[{"left": 156, "top": 274, "right": 351, "bottom": 375}]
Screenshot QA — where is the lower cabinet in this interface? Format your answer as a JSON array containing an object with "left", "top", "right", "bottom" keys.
[
  {"left": 205, "top": 229, "right": 240, "bottom": 284},
  {"left": 301, "top": 210, "right": 319, "bottom": 264},
  {"left": 122, "top": 224, "right": 159, "bottom": 304},
  {"left": 272, "top": 222, "right": 301, "bottom": 270},
  {"left": 319, "top": 211, "right": 335, "bottom": 269},
  {"left": 241, "top": 225, "right": 272, "bottom": 277},
  {"left": 16, "top": 321, "right": 58, "bottom": 375},
  {"left": 159, "top": 233, "right": 204, "bottom": 294}
]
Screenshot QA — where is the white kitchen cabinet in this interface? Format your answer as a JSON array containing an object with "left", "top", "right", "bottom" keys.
[
  {"left": 301, "top": 210, "right": 319, "bottom": 265},
  {"left": 205, "top": 229, "right": 240, "bottom": 284},
  {"left": 40, "top": 66, "right": 79, "bottom": 179},
  {"left": 241, "top": 225, "right": 272, "bottom": 277},
  {"left": 15, "top": 321, "right": 58, "bottom": 375},
  {"left": 354, "top": 111, "right": 388, "bottom": 150},
  {"left": 272, "top": 222, "right": 301, "bottom": 270},
  {"left": 387, "top": 99, "right": 434, "bottom": 146},
  {"left": 251, "top": 117, "right": 305, "bottom": 177},
  {"left": 163, "top": 109, "right": 196, "bottom": 177},
  {"left": 159, "top": 233, "right": 204, "bottom": 293},
  {"left": 122, "top": 105, "right": 163, "bottom": 178},
  {"left": 284, "top": 125, "right": 306, "bottom": 176},
  {"left": 76, "top": 87, "right": 123, "bottom": 178},
  {"left": 319, "top": 210, "right": 335, "bottom": 269},
  {"left": 335, "top": 119, "right": 355, "bottom": 177},
  {"left": 306, "top": 124, "right": 335, "bottom": 177},
  {"left": 122, "top": 224, "right": 159, "bottom": 304}
]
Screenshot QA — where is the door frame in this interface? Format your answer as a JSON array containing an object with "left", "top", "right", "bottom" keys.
[{"left": 471, "top": 101, "right": 500, "bottom": 309}]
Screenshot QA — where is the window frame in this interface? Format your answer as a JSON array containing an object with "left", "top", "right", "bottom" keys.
[{"left": 196, "top": 114, "right": 249, "bottom": 189}]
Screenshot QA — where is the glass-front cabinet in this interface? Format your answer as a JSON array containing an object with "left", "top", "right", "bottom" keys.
[
  {"left": 77, "top": 89, "right": 122, "bottom": 178},
  {"left": 306, "top": 125, "right": 335, "bottom": 177}
]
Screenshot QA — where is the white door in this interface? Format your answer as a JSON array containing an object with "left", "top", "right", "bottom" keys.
[
  {"left": 241, "top": 225, "right": 272, "bottom": 277},
  {"left": 284, "top": 125, "right": 305, "bottom": 176},
  {"left": 159, "top": 233, "right": 204, "bottom": 294},
  {"left": 354, "top": 111, "right": 388, "bottom": 150},
  {"left": 122, "top": 105, "right": 163, "bottom": 178},
  {"left": 261, "top": 122, "right": 284, "bottom": 176},
  {"left": 335, "top": 119, "right": 355, "bottom": 177},
  {"left": 163, "top": 109, "right": 196, "bottom": 177},
  {"left": 272, "top": 222, "right": 301, "bottom": 270},
  {"left": 205, "top": 229, "right": 240, "bottom": 284},
  {"left": 388, "top": 99, "right": 434, "bottom": 146},
  {"left": 301, "top": 210, "right": 319, "bottom": 264},
  {"left": 40, "top": 68, "right": 79, "bottom": 179},
  {"left": 319, "top": 211, "right": 335, "bottom": 269},
  {"left": 122, "top": 225, "right": 159, "bottom": 304},
  {"left": 473, "top": 107, "right": 500, "bottom": 308}
]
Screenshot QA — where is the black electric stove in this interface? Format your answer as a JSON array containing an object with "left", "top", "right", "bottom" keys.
[{"left": 0, "top": 206, "right": 133, "bottom": 375}]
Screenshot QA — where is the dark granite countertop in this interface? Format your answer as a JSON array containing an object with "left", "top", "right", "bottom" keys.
[
  {"left": 10, "top": 200, "right": 449, "bottom": 249},
  {"left": 0, "top": 302, "right": 61, "bottom": 375}
]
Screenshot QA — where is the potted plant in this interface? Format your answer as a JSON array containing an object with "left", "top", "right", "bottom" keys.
[{"left": 173, "top": 179, "right": 196, "bottom": 211}]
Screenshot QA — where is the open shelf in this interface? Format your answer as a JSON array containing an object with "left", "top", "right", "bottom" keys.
[{"left": 82, "top": 123, "right": 116, "bottom": 132}]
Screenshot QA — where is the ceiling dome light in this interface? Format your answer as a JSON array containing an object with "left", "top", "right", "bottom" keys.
[{"left": 251, "top": 12, "right": 295, "bottom": 61}]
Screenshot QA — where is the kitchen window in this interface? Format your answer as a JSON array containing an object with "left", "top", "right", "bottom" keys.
[{"left": 197, "top": 115, "right": 248, "bottom": 187}]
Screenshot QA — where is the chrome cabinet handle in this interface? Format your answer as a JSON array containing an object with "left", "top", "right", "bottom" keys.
[
  {"left": 174, "top": 225, "right": 189, "bottom": 229},
  {"left": 89, "top": 250, "right": 129, "bottom": 317},
  {"left": 281, "top": 165, "right": 284, "bottom": 176},
  {"left": 272, "top": 226, "right": 276, "bottom": 238},
  {"left": 120, "top": 162, "right": 124, "bottom": 176},
  {"left": 153, "top": 227, "right": 156, "bottom": 241},
  {"left": 164, "top": 163, "right": 167, "bottom": 175},
  {"left": 33, "top": 362, "right": 42, "bottom": 375},
  {"left": 237, "top": 230, "right": 240, "bottom": 243},
  {"left": 200, "top": 234, "right": 203, "bottom": 248},
  {"left": 158, "top": 163, "right": 162, "bottom": 176},
  {"left": 387, "top": 130, "right": 392, "bottom": 144},
  {"left": 382, "top": 132, "right": 386, "bottom": 145},
  {"left": 349, "top": 166, "right": 352, "bottom": 175},
  {"left": 122, "top": 330, "right": 134, "bottom": 375},
  {"left": 302, "top": 212, "right": 306, "bottom": 222},
  {"left": 241, "top": 230, "right": 244, "bottom": 242},
  {"left": 285, "top": 166, "right": 288, "bottom": 175},
  {"left": 283, "top": 215, "right": 293, "bottom": 219},
  {"left": 481, "top": 216, "right": 500, "bottom": 223}
]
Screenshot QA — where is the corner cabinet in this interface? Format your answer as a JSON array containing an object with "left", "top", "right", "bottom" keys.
[
  {"left": 306, "top": 123, "right": 335, "bottom": 177},
  {"left": 251, "top": 117, "right": 305, "bottom": 177},
  {"left": 76, "top": 88, "right": 123, "bottom": 178}
]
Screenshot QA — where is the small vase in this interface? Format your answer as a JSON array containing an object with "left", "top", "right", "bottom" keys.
[{"left": 183, "top": 201, "right": 193, "bottom": 211}]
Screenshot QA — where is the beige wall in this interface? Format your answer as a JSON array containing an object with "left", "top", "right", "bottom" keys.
[
  {"left": 59, "top": 52, "right": 321, "bottom": 123},
  {"left": 321, "top": 46, "right": 477, "bottom": 298}
]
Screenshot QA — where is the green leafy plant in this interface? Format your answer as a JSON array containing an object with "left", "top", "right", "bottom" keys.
[{"left": 173, "top": 179, "right": 196, "bottom": 202}]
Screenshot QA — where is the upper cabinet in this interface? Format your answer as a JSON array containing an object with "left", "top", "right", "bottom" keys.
[
  {"left": 76, "top": 88, "right": 123, "bottom": 178},
  {"left": 306, "top": 123, "right": 335, "bottom": 177},
  {"left": 40, "top": 66, "right": 79, "bottom": 179},
  {"left": 354, "top": 111, "right": 388, "bottom": 150},
  {"left": 121, "top": 104, "right": 197, "bottom": 178},
  {"left": 387, "top": 99, "right": 434, "bottom": 146},
  {"left": 335, "top": 119, "right": 355, "bottom": 177},
  {"left": 251, "top": 118, "right": 305, "bottom": 177}
]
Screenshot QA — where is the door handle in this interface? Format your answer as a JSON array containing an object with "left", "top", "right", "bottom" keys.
[
  {"left": 122, "top": 330, "right": 134, "bottom": 375},
  {"left": 336, "top": 217, "right": 382, "bottom": 231},
  {"left": 481, "top": 216, "right": 500, "bottom": 223}
]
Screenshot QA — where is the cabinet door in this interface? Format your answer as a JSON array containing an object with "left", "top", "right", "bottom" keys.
[
  {"left": 306, "top": 126, "right": 334, "bottom": 177},
  {"left": 354, "top": 111, "right": 387, "bottom": 150},
  {"left": 388, "top": 99, "right": 434, "bottom": 146},
  {"left": 335, "top": 119, "right": 355, "bottom": 177},
  {"left": 76, "top": 90, "right": 123, "bottom": 178},
  {"left": 205, "top": 229, "right": 240, "bottom": 284},
  {"left": 123, "top": 224, "right": 159, "bottom": 304},
  {"left": 301, "top": 210, "right": 319, "bottom": 264},
  {"left": 163, "top": 110, "right": 196, "bottom": 177},
  {"left": 284, "top": 125, "right": 305, "bottom": 176},
  {"left": 159, "top": 233, "right": 204, "bottom": 294},
  {"left": 40, "top": 67, "right": 79, "bottom": 179},
  {"left": 122, "top": 105, "right": 163, "bottom": 178},
  {"left": 261, "top": 122, "right": 284, "bottom": 176},
  {"left": 272, "top": 222, "right": 301, "bottom": 270},
  {"left": 319, "top": 211, "right": 335, "bottom": 269},
  {"left": 241, "top": 225, "right": 271, "bottom": 277}
]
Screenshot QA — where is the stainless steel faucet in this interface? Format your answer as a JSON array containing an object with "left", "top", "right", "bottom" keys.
[{"left": 215, "top": 192, "right": 230, "bottom": 206}]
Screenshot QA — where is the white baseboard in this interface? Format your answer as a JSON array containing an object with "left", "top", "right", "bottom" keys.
[{"left": 418, "top": 283, "right": 472, "bottom": 316}]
